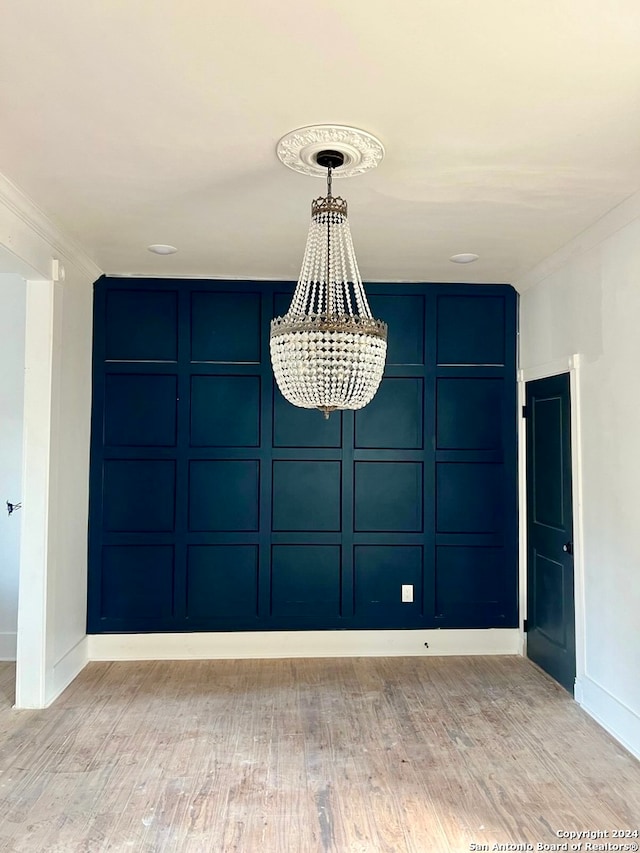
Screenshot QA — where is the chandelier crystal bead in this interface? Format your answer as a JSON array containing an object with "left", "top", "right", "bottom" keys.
[{"left": 270, "top": 149, "right": 387, "bottom": 419}]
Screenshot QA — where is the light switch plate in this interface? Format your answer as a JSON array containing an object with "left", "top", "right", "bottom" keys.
[{"left": 401, "top": 584, "right": 414, "bottom": 603}]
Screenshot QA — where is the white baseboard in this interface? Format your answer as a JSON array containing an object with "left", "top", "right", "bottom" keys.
[
  {"left": 576, "top": 675, "right": 640, "bottom": 761},
  {"left": 45, "top": 636, "right": 88, "bottom": 707},
  {"left": 88, "top": 628, "right": 520, "bottom": 662},
  {"left": 0, "top": 631, "right": 17, "bottom": 661}
]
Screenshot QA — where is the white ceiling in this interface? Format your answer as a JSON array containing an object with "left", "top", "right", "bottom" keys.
[{"left": 2, "top": 1, "right": 640, "bottom": 284}]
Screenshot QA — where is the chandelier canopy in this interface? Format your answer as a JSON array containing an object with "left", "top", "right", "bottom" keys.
[{"left": 271, "top": 136, "right": 387, "bottom": 419}]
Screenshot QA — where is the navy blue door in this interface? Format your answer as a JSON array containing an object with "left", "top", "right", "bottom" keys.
[
  {"left": 88, "top": 279, "right": 517, "bottom": 633},
  {"left": 525, "top": 373, "right": 575, "bottom": 691}
]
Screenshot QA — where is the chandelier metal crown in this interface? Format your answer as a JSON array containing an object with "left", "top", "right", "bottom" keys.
[{"left": 270, "top": 139, "right": 388, "bottom": 419}]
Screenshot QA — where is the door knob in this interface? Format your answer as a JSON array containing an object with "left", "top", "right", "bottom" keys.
[{"left": 562, "top": 541, "right": 573, "bottom": 554}]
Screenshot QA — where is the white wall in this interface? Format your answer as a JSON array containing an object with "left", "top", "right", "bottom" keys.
[
  {"left": 18, "top": 268, "right": 94, "bottom": 704},
  {"left": 47, "top": 263, "right": 94, "bottom": 683},
  {"left": 0, "top": 274, "right": 26, "bottom": 660},
  {"left": 518, "top": 189, "right": 640, "bottom": 759}
]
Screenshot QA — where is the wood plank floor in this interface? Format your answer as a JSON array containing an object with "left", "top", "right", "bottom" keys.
[{"left": 0, "top": 657, "right": 638, "bottom": 852}]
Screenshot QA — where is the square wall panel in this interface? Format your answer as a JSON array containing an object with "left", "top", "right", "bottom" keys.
[
  {"left": 533, "top": 552, "right": 566, "bottom": 647},
  {"left": 191, "top": 376, "right": 260, "bottom": 447},
  {"left": 354, "top": 546, "right": 423, "bottom": 617},
  {"left": 354, "top": 462, "right": 423, "bottom": 532},
  {"left": 532, "top": 397, "right": 564, "bottom": 529},
  {"left": 355, "top": 378, "right": 423, "bottom": 449},
  {"left": 436, "top": 378, "right": 503, "bottom": 450},
  {"left": 104, "top": 374, "right": 177, "bottom": 447},
  {"left": 187, "top": 545, "right": 258, "bottom": 621},
  {"left": 436, "top": 463, "right": 503, "bottom": 533},
  {"left": 101, "top": 545, "right": 174, "bottom": 620},
  {"left": 273, "top": 390, "right": 341, "bottom": 448},
  {"left": 367, "top": 295, "right": 424, "bottom": 365},
  {"left": 437, "top": 295, "right": 505, "bottom": 365},
  {"left": 105, "top": 290, "right": 177, "bottom": 361},
  {"left": 189, "top": 460, "right": 260, "bottom": 531},
  {"left": 273, "top": 292, "right": 294, "bottom": 317},
  {"left": 191, "top": 292, "right": 261, "bottom": 362},
  {"left": 271, "top": 545, "right": 341, "bottom": 617},
  {"left": 435, "top": 546, "right": 504, "bottom": 616},
  {"left": 272, "top": 461, "right": 341, "bottom": 531},
  {"left": 103, "top": 460, "right": 176, "bottom": 532}
]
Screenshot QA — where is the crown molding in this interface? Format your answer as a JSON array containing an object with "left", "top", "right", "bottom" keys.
[
  {"left": 514, "top": 186, "right": 640, "bottom": 293},
  {"left": 0, "top": 171, "right": 102, "bottom": 281}
]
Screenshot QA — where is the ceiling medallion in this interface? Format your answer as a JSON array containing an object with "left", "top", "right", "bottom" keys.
[
  {"left": 270, "top": 140, "right": 387, "bottom": 419},
  {"left": 276, "top": 124, "right": 385, "bottom": 178}
]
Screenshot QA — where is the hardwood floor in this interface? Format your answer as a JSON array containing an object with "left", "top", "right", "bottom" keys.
[{"left": 0, "top": 656, "right": 638, "bottom": 852}]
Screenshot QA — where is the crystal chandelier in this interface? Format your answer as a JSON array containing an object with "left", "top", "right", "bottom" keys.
[{"left": 271, "top": 144, "right": 387, "bottom": 419}]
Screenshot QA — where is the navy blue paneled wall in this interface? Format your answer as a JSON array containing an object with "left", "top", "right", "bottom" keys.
[{"left": 88, "top": 279, "right": 517, "bottom": 633}]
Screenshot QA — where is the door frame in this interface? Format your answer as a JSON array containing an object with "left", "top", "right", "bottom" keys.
[
  {"left": 518, "top": 353, "right": 585, "bottom": 697},
  {"left": 0, "top": 243, "right": 52, "bottom": 706}
]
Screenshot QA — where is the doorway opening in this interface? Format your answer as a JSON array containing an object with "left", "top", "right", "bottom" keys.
[{"left": 0, "top": 271, "right": 27, "bottom": 706}]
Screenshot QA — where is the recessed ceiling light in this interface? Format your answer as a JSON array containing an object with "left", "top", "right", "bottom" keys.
[
  {"left": 147, "top": 244, "right": 178, "bottom": 255},
  {"left": 449, "top": 253, "right": 479, "bottom": 264}
]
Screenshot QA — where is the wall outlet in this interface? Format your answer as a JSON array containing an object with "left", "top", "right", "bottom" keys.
[{"left": 401, "top": 584, "right": 414, "bottom": 603}]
